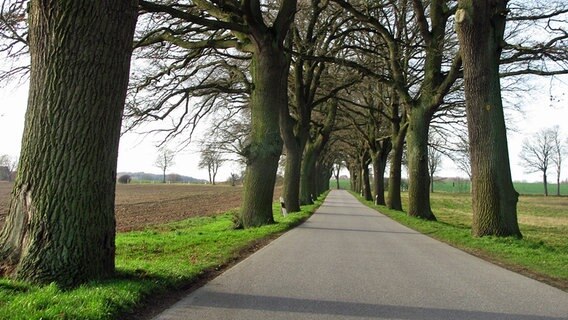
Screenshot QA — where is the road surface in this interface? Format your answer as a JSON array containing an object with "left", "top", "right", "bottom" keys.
[{"left": 153, "top": 190, "right": 568, "bottom": 320}]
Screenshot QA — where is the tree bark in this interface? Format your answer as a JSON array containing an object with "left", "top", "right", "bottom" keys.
[
  {"left": 387, "top": 138, "right": 404, "bottom": 211},
  {"left": 371, "top": 139, "right": 391, "bottom": 205},
  {"left": 300, "top": 142, "right": 317, "bottom": 205},
  {"left": 240, "top": 43, "right": 288, "bottom": 227},
  {"left": 281, "top": 141, "right": 303, "bottom": 212},
  {"left": 349, "top": 165, "right": 359, "bottom": 193},
  {"left": 279, "top": 89, "right": 309, "bottom": 212},
  {"left": 543, "top": 172, "right": 548, "bottom": 197},
  {"left": 406, "top": 107, "right": 436, "bottom": 220},
  {"left": 0, "top": 0, "right": 138, "bottom": 286},
  {"left": 557, "top": 173, "right": 561, "bottom": 196},
  {"left": 456, "top": 0, "right": 522, "bottom": 238},
  {"left": 299, "top": 101, "right": 336, "bottom": 204},
  {"left": 387, "top": 102, "right": 407, "bottom": 211},
  {"left": 316, "top": 161, "right": 332, "bottom": 195},
  {"left": 362, "top": 159, "right": 372, "bottom": 201}
]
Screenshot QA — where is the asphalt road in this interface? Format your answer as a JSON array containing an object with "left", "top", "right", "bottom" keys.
[{"left": 153, "top": 190, "right": 568, "bottom": 320}]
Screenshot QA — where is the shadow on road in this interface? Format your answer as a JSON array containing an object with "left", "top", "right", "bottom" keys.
[{"left": 190, "top": 291, "right": 565, "bottom": 320}]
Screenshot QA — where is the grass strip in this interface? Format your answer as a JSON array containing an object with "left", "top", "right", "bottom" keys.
[
  {"left": 352, "top": 192, "right": 568, "bottom": 291},
  {"left": 0, "top": 195, "right": 326, "bottom": 320}
]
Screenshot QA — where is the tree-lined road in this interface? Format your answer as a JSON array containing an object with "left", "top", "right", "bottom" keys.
[{"left": 154, "top": 190, "right": 568, "bottom": 320}]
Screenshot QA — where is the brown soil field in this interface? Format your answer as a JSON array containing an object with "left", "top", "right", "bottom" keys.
[{"left": 0, "top": 182, "right": 281, "bottom": 232}]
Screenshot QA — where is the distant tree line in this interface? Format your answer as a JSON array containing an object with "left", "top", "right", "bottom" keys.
[{"left": 117, "top": 172, "right": 206, "bottom": 184}]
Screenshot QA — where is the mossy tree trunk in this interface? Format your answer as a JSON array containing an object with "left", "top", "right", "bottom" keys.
[
  {"left": 404, "top": 1, "right": 453, "bottom": 221},
  {"left": 240, "top": 43, "right": 289, "bottom": 227},
  {"left": 456, "top": 0, "right": 522, "bottom": 238},
  {"left": 336, "top": 0, "right": 461, "bottom": 218},
  {"left": 387, "top": 107, "right": 407, "bottom": 211},
  {"left": 299, "top": 100, "right": 337, "bottom": 204},
  {"left": 350, "top": 164, "right": 360, "bottom": 193},
  {"left": 362, "top": 155, "right": 373, "bottom": 201},
  {"left": 406, "top": 106, "right": 436, "bottom": 220},
  {"left": 300, "top": 142, "right": 317, "bottom": 205},
  {"left": 371, "top": 139, "right": 391, "bottom": 205},
  {"left": 280, "top": 55, "right": 311, "bottom": 213},
  {"left": 281, "top": 141, "right": 304, "bottom": 212},
  {"left": 238, "top": 0, "right": 297, "bottom": 228},
  {"left": 316, "top": 160, "right": 332, "bottom": 195},
  {"left": 363, "top": 172, "right": 372, "bottom": 200},
  {"left": 0, "top": 0, "right": 138, "bottom": 287}
]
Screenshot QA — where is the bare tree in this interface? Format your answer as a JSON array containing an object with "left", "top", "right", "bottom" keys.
[
  {"left": 519, "top": 128, "right": 555, "bottom": 196},
  {"left": 134, "top": 0, "right": 298, "bottom": 228},
  {"left": 332, "top": 159, "right": 343, "bottom": 190},
  {"left": 550, "top": 126, "right": 565, "bottom": 196},
  {"left": 0, "top": 0, "right": 29, "bottom": 83},
  {"left": 208, "top": 111, "right": 251, "bottom": 164},
  {"left": 428, "top": 136, "right": 443, "bottom": 193},
  {"left": 155, "top": 148, "right": 175, "bottom": 183},
  {"left": 334, "top": 0, "right": 462, "bottom": 221},
  {"left": 228, "top": 172, "right": 240, "bottom": 187},
  {"left": 0, "top": 154, "right": 16, "bottom": 181},
  {"left": 199, "top": 143, "right": 224, "bottom": 185},
  {"left": 450, "top": 133, "right": 472, "bottom": 181}
]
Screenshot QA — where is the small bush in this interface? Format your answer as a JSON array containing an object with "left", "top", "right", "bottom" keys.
[{"left": 117, "top": 175, "right": 132, "bottom": 184}]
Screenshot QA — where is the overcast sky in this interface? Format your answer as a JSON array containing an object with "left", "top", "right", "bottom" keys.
[{"left": 1, "top": 75, "right": 567, "bottom": 183}]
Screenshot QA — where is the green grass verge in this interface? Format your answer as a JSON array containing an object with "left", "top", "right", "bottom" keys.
[
  {"left": 432, "top": 180, "right": 568, "bottom": 195},
  {"left": 352, "top": 192, "right": 568, "bottom": 290},
  {"left": 335, "top": 178, "right": 568, "bottom": 195},
  {"left": 0, "top": 196, "right": 326, "bottom": 320}
]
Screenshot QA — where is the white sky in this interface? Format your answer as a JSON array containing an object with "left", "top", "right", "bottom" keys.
[{"left": 1, "top": 76, "right": 567, "bottom": 183}]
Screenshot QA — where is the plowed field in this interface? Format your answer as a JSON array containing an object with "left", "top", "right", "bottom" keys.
[{"left": 0, "top": 182, "right": 274, "bottom": 232}]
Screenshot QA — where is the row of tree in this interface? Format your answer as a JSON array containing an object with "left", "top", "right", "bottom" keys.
[
  {"left": 0, "top": 0, "right": 566, "bottom": 288},
  {"left": 520, "top": 126, "right": 566, "bottom": 196},
  {"left": 0, "top": 154, "right": 17, "bottom": 181},
  {"left": 153, "top": 145, "right": 226, "bottom": 185}
]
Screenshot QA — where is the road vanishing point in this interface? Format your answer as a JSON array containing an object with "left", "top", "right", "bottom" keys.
[{"left": 154, "top": 190, "right": 568, "bottom": 320}]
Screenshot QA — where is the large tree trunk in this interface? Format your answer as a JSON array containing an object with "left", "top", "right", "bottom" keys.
[
  {"left": 299, "top": 102, "right": 336, "bottom": 204},
  {"left": 281, "top": 141, "right": 303, "bottom": 212},
  {"left": 387, "top": 101, "right": 406, "bottom": 211},
  {"left": 456, "top": 0, "right": 522, "bottom": 238},
  {"left": 387, "top": 138, "right": 404, "bottom": 211},
  {"left": 317, "top": 162, "right": 332, "bottom": 195},
  {"left": 406, "top": 107, "right": 436, "bottom": 220},
  {"left": 280, "top": 99, "right": 308, "bottom": 212},
  {"left": 372, "top": 157, "right": 385, "bottom": 205},
  {"left": 349, "top": 165, "right": 359, "bottom": 193},
  {"left": 0, "top": 0, "right": 138, "bottom": 286},
  {"left": 362, "top": 162, "right": 372, "bottom": 201},
  {"left": 371, "top": 140, "right": 391, "bottom": 206},
  {"left": 300, "top": 142, "right": 317, "bottom": 205},
  {"left": 543, "top": 172, "right": 548, "bottom": 197},
  {"left": 240, "top": 44, "right": 288, "bottom": 227}
]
